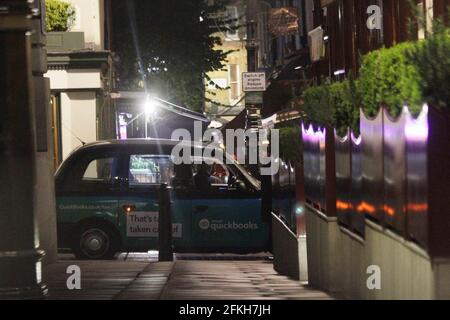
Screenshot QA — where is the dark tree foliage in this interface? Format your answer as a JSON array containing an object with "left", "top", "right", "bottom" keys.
[
  {"left": 279, "top": 126, "right": 302, "bottom": 164},
  {"left": 111, "top": 0, "right": 234, "bottom": 112}
]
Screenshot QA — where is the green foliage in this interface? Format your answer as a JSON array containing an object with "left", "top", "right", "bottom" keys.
[
  {"left": 358, "top": 20, "right": 450, "bottom": 116},
  {"left": 301, "top": 79, "right": 360, "bottom": 135},
  {"left": 358, "top": 42, "right": 423, "bottom": 118},
  {"left": 302, "top": 84, "right": 332, "bottom": 127},
  {"left": 329, "top": 79, "right": 361, "bottom": 136},
  {"left": 111, "top": 0, "right": 235, "bottom": 112},
  {"left": 279, "top": 126, "right": 302, "bottom": 164},
  {"left": 407, "top": 28, "right": 450, "bottom": 109},
  {"left": 45, "top": 0, "right": 76, "bottom": 32},
  {"left": 299, "top": 8, "right": 450, "bottom": 134}
]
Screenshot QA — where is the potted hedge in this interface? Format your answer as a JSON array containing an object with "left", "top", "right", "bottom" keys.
[
  {"left": 45, "top": 0, "right": 76, "bottom": 32},
  {"left": 45, "top": 0, "right": 85, "bottom": 51}
]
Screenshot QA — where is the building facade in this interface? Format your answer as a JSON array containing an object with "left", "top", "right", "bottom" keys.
[
  {"left": 310, "top": 0, "right": 449, "bottom": 80},
  {"left": 0, "top": 0, "right": 59, "bottom": 297},
  {"left": 205, "top": 0, "right": 248, "bottom": 127},
  {"left": 239, "top": 0, "right": 449, "bottom": 124},
  {"left": 223, "top": 0, "right": 313, "bottom": 130},
  {"left": 45, "top": 0, "right": 115, "bottom": 166}
]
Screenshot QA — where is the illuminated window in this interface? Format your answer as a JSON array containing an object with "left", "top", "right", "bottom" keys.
[
  {"left": 426, "top": 0, "right": 434, "bottom": 35},
  {"left": 207, "top": 78, "right": 228, "bottom": 90},
  {"left": 228, "top": 64, "right": 240, "bottom": 101},
  {"left": 418, "top": 1, "right": 426, "bottom": 40},
  {"left": 129, "top": 155, "right": 174, "bottom": 186}
]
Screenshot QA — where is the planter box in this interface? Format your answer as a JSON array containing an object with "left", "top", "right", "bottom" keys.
[
  {"left": 272, "top": 213, "right": 308, "bottom": 282},
  {"left": 47, "top": 32, "right": 85, "bottom": 52}
]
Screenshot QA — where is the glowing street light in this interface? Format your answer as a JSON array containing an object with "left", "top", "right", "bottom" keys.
[
  {"left": 143, "top": 96, "right": 158, "bottom": 138},
  {"left": 144, "top": 96, "right": 158, "bottom": 118}
]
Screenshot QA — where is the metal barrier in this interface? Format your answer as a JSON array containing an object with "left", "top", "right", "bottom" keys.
[
  {"left": 302, "top": 105, "right": 450, "bottom": 258},
  {"left": 158, "top": 184, "right": 173, "bottom": 262},
  {"left": 271, "top": 159, "right": 297, "bottom": 233}
]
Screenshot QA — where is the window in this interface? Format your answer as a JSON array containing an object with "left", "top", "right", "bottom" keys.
[
  {"left": 191, "top": 157, "right": 233, "bottom": 189},
  {"left": 226, "top": 6, "right": 239, "bottom": 40},
  {"left": 425, "top": 0, "right": 434, "bottom": 35},
  {"left": 83, "top": 157, "right": 116, "bottom": 183},
  {"left": 129, "top": 155, "right": 174, "bottom": 187},
  {"left": 193, "top": 162, "right": 230, "bottom": 186},
  {"left": 207, "top": 78, "right": 228, "bottom": 90},
  {"left": 418, "top": 1, "right": 426, "bottom": 40},
  {"left": 210, "top": 163, "right": 230, "bottom": 185},
  {"left": 228, "top": 64, "right": 240, "bottom": 101},
  {"left": 64, "top": 155, "right": 119, "bottom": 193}
]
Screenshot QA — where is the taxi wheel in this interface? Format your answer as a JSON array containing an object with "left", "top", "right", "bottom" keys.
[{"left": 74, "top": 224, "right": 118, "bottom": 260}]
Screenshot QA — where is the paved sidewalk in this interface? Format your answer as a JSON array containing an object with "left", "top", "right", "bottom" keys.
[
  {"left": 160, "top": 260, "right": 331, "bottom": 300},
  {"left": 44, "top": 254, "right": 332, "bottom": 300}
]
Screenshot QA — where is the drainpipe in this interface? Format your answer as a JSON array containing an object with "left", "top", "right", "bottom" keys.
[{"left": 0, "top": 0, "right": 48, "bottom": 299}]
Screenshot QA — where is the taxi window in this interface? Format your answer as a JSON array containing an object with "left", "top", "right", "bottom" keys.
[
  {"left": 193, "top": 162, "right": 230, "bottom": 186},
  {"left": 191, "top": 157, "right": 235, "bottom": 191},
  {"left": 83, "top": 157, "right": 115, "bottom": 183},
  {"left": 129, "top": 155, "right": 174, "bottom": 187},
  {"left": 64, "top": 154, "right": 120, "bottom": 193}
]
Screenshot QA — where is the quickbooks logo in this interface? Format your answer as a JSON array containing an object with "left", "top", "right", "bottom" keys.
[
  {"left": 199, "top": 219, "right": 210, "bottom": 230},
  {"left": 198, "top": 219, "right": 259, "bottom": 231}
]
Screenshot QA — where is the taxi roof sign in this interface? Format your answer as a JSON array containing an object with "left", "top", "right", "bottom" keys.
[{"left": 242, "top": 72, "right": 266, "bottom": 92}]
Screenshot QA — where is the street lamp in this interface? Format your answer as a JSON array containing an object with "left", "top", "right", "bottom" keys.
[
  {"left": 144, "top": 96, "right": 158, "bottom": 138},
  {"left": 144, "top": 96, "right": 158, "bottom": 117}
]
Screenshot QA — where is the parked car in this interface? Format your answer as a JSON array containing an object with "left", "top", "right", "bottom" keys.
[{"left": 55, "top": 139, "right": 270, "bottom": 259}]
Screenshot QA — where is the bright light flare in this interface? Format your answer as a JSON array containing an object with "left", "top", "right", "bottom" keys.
[{"left": 144, "top": 96, "right": 158, "bottom": 118}]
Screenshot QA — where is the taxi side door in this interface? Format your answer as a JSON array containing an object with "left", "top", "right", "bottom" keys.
[
  {"left": 117, "top": 153, "right": 190, "bottom": 251},
  {"left": 189, "top": 160, "right": 268, "bottom": 253},
  {"left": 56, "top": 150, "right": 122, "bottom": 251}
]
